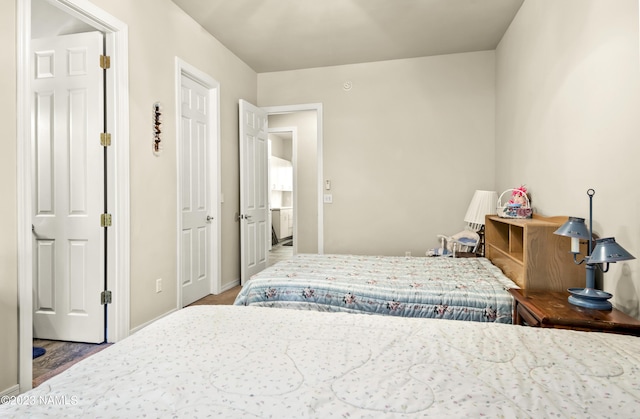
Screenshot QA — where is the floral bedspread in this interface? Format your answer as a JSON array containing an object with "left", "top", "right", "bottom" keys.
[
  {"left": 235, "top": 254, "right": 518, "bottom": 323},
  {"left": 3, "top": 306, "right": 638, "bottom": 418}
]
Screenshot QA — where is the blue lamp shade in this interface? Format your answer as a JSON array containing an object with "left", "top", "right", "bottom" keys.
[
  {"left": 553, "top": 217, "right": 590, "bottom": 238},
  {"left": 554, "top": 217, "right": 590, "bottom": 253},
  {"left": 589, "top": 237, "right": 636, "bottom": 264}
]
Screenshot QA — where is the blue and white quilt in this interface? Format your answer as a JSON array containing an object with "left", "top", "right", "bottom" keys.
[{"left": 235, "top": 254, "right": 518, "bottom": 323}]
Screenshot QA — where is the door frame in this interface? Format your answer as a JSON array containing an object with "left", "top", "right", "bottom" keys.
[
  {"left": 262, "top": 103, "right": 324, "bottom": 254},
  {"left": 175, "top": 57, "right": 221, "bottom": 305},
  {"left": 17, "top": 0, "right": 130, "bottom": 391},
  {"left": 268, "top": 126, "right": 297, "bottom": 255}
]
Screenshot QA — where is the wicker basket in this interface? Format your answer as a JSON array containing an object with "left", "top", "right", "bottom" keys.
[{"left": 497, "top": 189, "right": 532, "bottom": 219}]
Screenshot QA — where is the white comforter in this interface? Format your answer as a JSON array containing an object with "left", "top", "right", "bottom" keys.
[{"left": 2, "top": 305, "right": 639, "bottom": 418}]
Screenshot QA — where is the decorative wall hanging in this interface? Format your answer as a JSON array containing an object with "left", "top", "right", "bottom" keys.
[{"left": 153, "top": 102, "right": 162, "bottom": 154}]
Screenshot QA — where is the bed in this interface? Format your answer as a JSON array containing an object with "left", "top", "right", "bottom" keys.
[
  {"left": 2, "top": 305, "right": 638, "bottom": 417},
  {"left": 235, "top": 254, "right": 518, "bottom": 323},
  {"left": 235, "top": 215, "right": 587, "bottom": 324}
]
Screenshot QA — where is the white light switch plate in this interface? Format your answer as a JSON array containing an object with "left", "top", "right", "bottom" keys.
[{"left": 323, "top": 194, "right": 333, "bottom": 203}]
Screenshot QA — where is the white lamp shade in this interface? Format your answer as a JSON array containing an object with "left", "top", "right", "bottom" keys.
[{"left": 464, "top": 190, "right": 498, "bottom": 231}]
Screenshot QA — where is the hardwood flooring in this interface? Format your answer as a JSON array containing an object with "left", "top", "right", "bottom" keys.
[
  {"left": 32, "top": 339, "right": 111, "bottom": 388},
  {"left": 188, "top": 285, "right": 242, "bottom": 306}
]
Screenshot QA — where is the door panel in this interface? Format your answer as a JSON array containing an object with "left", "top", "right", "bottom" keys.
[
  {"left": 181, "top": 75, "right": 212, "bottom": 306},
  {"left": 239, "top": 100, "right": 269, "bottom": 283},
  {"left": 32, "top": 32, "right": 105, "bottom": 343}
]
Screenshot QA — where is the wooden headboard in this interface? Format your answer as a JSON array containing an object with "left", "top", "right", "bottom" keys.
[{"left": 485, "top": 214, "right": 586, "bottom": 291}]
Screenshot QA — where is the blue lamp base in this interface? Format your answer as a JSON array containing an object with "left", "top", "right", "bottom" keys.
[{"left": 567, "top": 287, "right": 613, "bottom": 310}]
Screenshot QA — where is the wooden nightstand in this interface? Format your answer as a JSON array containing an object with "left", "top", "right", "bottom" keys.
[{"left": 509, "top": 288, "right": 640, "bottom": 336}]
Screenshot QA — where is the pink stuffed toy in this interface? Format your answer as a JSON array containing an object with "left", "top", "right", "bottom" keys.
[{"left": 509, "top": 185, "right": 528, "bottom": 206}]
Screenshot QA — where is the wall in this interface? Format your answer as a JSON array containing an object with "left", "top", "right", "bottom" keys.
[
  {"left": 258, "top": 52, "right": 496, "bottom": 256},
  {"left": 268, "top": 112, "right": 318, "bottom": 253},
  {"left": 86, "top": 0, "right": 256, "bottom": 327},
  {"left": 269, "top": 133, "right": 292, "bottom": 161},
  {"left": 496, "top": 0, "right": 640, "bottom": 317},
  {"left": 0, "top": 0, "right": 18, "bottom": 396}
]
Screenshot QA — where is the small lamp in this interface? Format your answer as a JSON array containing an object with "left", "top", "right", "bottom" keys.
[
  {"left": 464, "top": 190, "right": 498, "bottom": 256},
  {"left": 464, "top": 190, "right": 498, "bottom": 231},
  {"left": 554, "top": 189, "right": 635, "bottom": 310}
]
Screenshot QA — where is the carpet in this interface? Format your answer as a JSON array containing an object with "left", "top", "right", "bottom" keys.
[
  {"left": 283, "top": 240, "right": 293, "bottom": 246},
  {"left": 33, "top": 347, "right": 46, "bottom": 359}
]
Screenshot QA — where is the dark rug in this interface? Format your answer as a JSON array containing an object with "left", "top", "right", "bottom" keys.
[
  {"left": 33, "top": 347, "right": 46, "bottom": 359},
  {"left": 283, "top": 240, "right": 293, "bottom": 246}
]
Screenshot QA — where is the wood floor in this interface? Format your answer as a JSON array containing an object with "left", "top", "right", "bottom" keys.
[
  {"left": 188, "top": 285, "right": 242, "bottom": 306},
  {"left": 32, "top": 340, "right": 111, "bottom": 388}
]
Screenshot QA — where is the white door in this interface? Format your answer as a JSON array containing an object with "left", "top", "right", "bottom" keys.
[
  {"left": 239, "top": 99, "right": 269, "bottom": 284},
  {"left": 31, "top": 32, "right": 105, "bottom": 343},
  {"left": 180, "top": 75, "right": 213, "bottom": 306}
]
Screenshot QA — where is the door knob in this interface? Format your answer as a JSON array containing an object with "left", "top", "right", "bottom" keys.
[
  {"left": 206, "top": 215, "right": 214, "bottom": 221},
  {"left": 245, "top": 214, "right": 253, "bottom": 220}
]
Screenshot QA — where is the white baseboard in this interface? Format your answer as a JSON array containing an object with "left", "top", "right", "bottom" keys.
[
  {"left": 130, "top": 279, "right": 239, "bottom": 335},
  {"left": 128, "top": 307, "right": 178, "bottom": 335},
  {"left": 220, "top": 279, "right": 240, "bottom": 293},
  {"left": 1, "top": 384, "right": 20, "bottom": 401}
]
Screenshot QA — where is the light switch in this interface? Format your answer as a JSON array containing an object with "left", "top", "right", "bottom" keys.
[
  {"left": 323, "top": 194, "right": 333, "bottom": 203},
  {"left": 325, "top": 180, "right": 331, "bottom": 190}
]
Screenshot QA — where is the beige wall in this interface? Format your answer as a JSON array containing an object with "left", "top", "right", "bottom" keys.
[
  {"left": 87, "top": 0, "right": 256, "bottom": 327},
  {"left": 269, "top": 133, "right": 292, "bottom": 161},
  {"left": 259, "top": 52, "right": 496, "bottom": 256},
  {"left": 496, "top": 0, "right": 640, "bottom": 317},
  {"left": 0, "top": 0, "right": 18, "bottom": 396},
  {"left": 268, "top": 112, "right": 319, "bottom": 253}
]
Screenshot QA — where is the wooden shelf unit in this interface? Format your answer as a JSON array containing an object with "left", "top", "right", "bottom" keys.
[{"left": 485, "top": 214, "right": 586, "bottom": 291}]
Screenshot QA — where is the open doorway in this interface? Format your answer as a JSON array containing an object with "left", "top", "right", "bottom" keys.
[
  {"left": 268, "top": 128, "right": 295, "bottom": 266},
  {"left": 265, "top": 108, "right": 321, "bottom": 256},
  {"left": 18, "top": 0, "right": 130, "bottom": 392},
  {"left": 239, "top": 103, "right": 322, "bottom": 283}
]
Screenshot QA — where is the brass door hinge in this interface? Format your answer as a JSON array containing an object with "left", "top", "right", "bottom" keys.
[
  {"left": 100, "top": 55, "right": 111, "bottom": 69},
  {"left": 100, "top": 133, "right": 111, "bottom": 147},
  {"left": 101, "top": 290, "right": 112, "bottom": 305},
  {"left": 101, "top": 213, "right": 112, "bottom": 227}
]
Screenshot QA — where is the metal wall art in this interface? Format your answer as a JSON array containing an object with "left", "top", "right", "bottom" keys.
[{"left": 153, "top": 102, "right": 162, "bottom": 153}]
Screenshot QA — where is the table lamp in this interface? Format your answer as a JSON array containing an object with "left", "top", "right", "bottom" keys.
[
  {"left": 464, "top": 190, "right": 498, "bottom": 256},
  {"left": 553, "top": 189, "right": 635, "bottom": 310},
  {"left": 464, "top": 190, "right": 498, "bottom": 232}
]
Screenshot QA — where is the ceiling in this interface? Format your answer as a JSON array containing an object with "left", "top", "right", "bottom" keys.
[{"left": 171, "top": 0, "right": 524, "bottom": 73}]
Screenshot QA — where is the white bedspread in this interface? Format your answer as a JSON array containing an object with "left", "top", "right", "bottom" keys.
[{"left": 2, "top": 306, "right": 639, "bottom": 418}]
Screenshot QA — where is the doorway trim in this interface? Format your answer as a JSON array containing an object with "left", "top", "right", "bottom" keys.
[
  {"left": 174, "top": 57, "right": 221, "bottom": 305},
  {"left": 17, "top": 0, "right": 130, "bottom": 391},
  {"left": 261, "top": 103, "right": 324, "bottom": 254}
]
